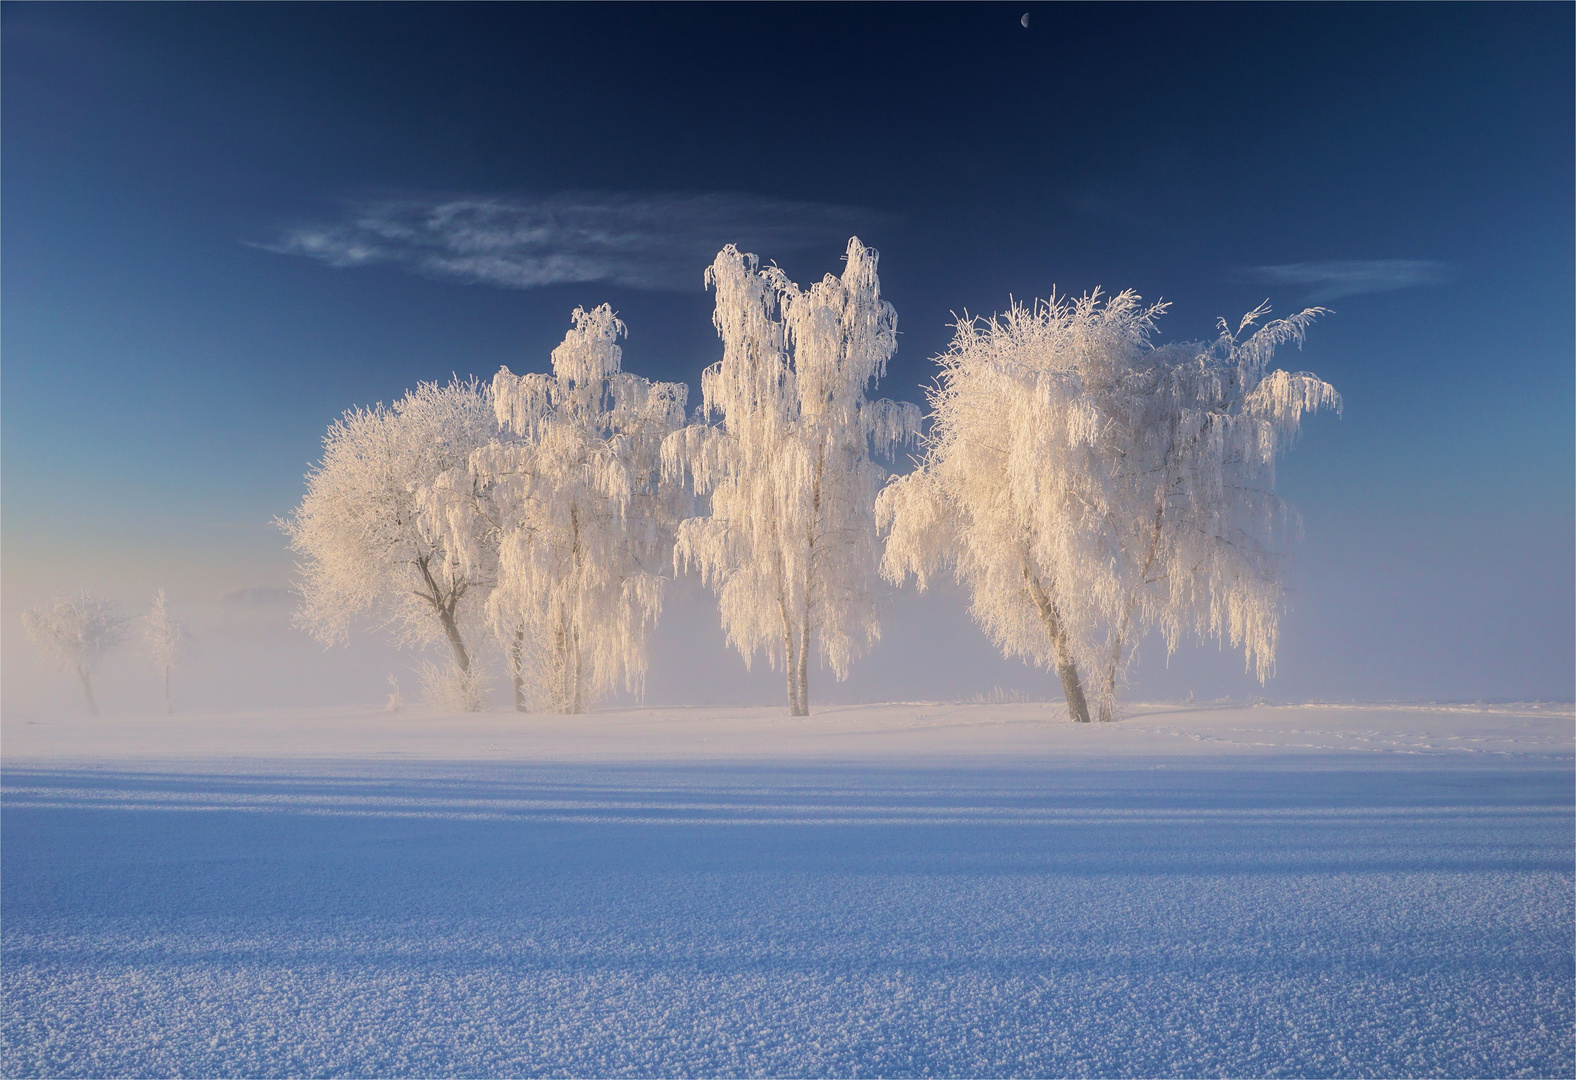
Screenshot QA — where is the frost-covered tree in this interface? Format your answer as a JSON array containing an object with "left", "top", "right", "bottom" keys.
[
  {"left": 1085, "top": 301, "right": 1341, "bottom": 719},
  {"left": 23, "top": 592, "right": 131, "bottom": 717},
  {"left": 663, "top": 238, "right": 921, "bottom": 715},
  {"left": 422, "top": 305, "right": 688, "bottom": 714},
  {"left": 878, "top": 291, "right": 1338, "bottom": 722},
  {"left": 142, "top": 589, "right": 190, "bottom": 714},
  {"left": 280, "top": 378, "right": 498, "bottom": 700}
]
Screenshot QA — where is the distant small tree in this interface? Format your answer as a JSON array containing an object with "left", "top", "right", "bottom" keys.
[
  {"left": 142, "top": 589, "right": 190, "bottom": 714},
  {"left": 280, "top": 378, "right": 497, "bottom": 707},
  {"left": 23, "top": 592, "right": 131, "bottom": 717},
  {"left": 879, "top": 291, "right": 1338, "bottom": 721},
  {"left": 422, "top": 305, "right": 689, "bottom": 713},
  {"left": 663, "top": 238, "right": 921, "bottom": 715}
]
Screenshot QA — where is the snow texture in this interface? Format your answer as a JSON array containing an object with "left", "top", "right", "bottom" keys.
[{"left": 3, "top": 703, "right": 1571, "bottom": 1078}]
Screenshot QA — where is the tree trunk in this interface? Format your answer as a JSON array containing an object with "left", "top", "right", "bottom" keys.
[
  {"left": 553, "top": 615, "right": 580, "bottom": 715},
  {"left": 551, "top": 624, "right": 565, "bottom": 712},
  {"left": 77, "top": 665, "right": 98, "bottom": 718},
  {"left": 784, "top": 627, "right": 800, "bottom": 712},
  {"left": 163, "top": 666, "right": 173, "bottom": 716},
  {"left": 1098, "top": 649, "right": 1120, "bottom": 723},
  {"left": 1097, "top": 607, "right": 1131, "bottom": 723},
  {"left": 1099, "top": 505, "right": 1164, "bottom": 723},
  {"left": 1053, "top": 648, "right": 1091, "bottom": 725},
  {"left": 510, "top": 628, "right": 527, "bottom": 712},
  {"left": 564, "top": 509, "right": 587, "bottom": 716},
  {"left": 795, "top": 620, "right": 810, "bottom": 717},
  {"left": 792, "top": 447, "right": 820, "bottom": 718},
  {"left": 417, "top": 555, "right": 472, "bottom": 679},
  {"left": 783, "top": 622, "right": 804, "bottom": 716},
  {"left": 434, "top": 606, "right": 479, "bottom": 712},
  {"left": 1023, "top": 567, "right": 1091, "bottom": 723},
  {"left": 436, "top": 607, "right": 471, "bottom": 675},
  {"left": 571, "top": 624, "right": 584, "bottom": 715},
  {"left": 780, "top": 583, "right": 807, "bottom": 716}
]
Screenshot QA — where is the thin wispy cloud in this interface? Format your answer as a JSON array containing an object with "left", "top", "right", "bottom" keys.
[
  {"left": 1248, "top": 260, "right": 1455, "bottom": 303},
  {"left": 257, "top": 193, "right": 884, "bottom": 291}
]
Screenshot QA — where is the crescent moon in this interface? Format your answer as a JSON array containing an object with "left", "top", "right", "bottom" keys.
[{"left": 1020, "top": 12, "right": 1030, "bottom": 27}]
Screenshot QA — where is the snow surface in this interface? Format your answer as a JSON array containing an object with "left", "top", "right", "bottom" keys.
[{"left": 3, "top": 702, "right": 1572, "bottom": 1078}]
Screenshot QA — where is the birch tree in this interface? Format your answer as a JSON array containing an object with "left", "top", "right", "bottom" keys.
[
  {"left": 878, "top": 291, "right": 1339, "bottom": 721},
  {"left": 142, "top": 589, "right": 190, "bottom": 714},
  {"left": 663, "top": 238, "right": 921, "bottom": 715},
  {"left": 422, "top": 305, "right": 688, "bottom": 713},
  {"left": 23, "top": 592, "right": 131, "bottom": 717},
  {"left": 280, "top": 377, "right": 497, "bottom": 701}
]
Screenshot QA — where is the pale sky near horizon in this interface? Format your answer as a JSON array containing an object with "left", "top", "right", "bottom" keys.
[{"left": 3, "top": 3, "right": 1571, "bottom": 713}]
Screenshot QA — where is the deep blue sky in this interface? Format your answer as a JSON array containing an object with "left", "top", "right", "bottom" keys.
[{"left": 4, "top": 2, "right": 1571, "bottom": 706}]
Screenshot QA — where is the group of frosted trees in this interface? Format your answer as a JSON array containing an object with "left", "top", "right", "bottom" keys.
[
  {"left": 284, "top": 238, "right": 1337, "bottom": 720},
  {"left": 24, "top": 590, "right": 189, "bottom": 716}
]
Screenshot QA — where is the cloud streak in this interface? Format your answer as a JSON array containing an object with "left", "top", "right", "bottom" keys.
[
  {"left": 258, "top": 193, "right": 884, "bottom": 291},
  {"left": 1248, "top": 259, "right": 1455, "bottom": 303}
]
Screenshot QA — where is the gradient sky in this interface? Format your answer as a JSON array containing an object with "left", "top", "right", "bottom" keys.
[{"left": 4, "top": 2, "right": 1572, "bottom": 711}]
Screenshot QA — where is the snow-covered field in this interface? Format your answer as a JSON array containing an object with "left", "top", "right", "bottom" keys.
[{"left": 3, "top": 702, "right": 1572, "bottom": 1078}]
